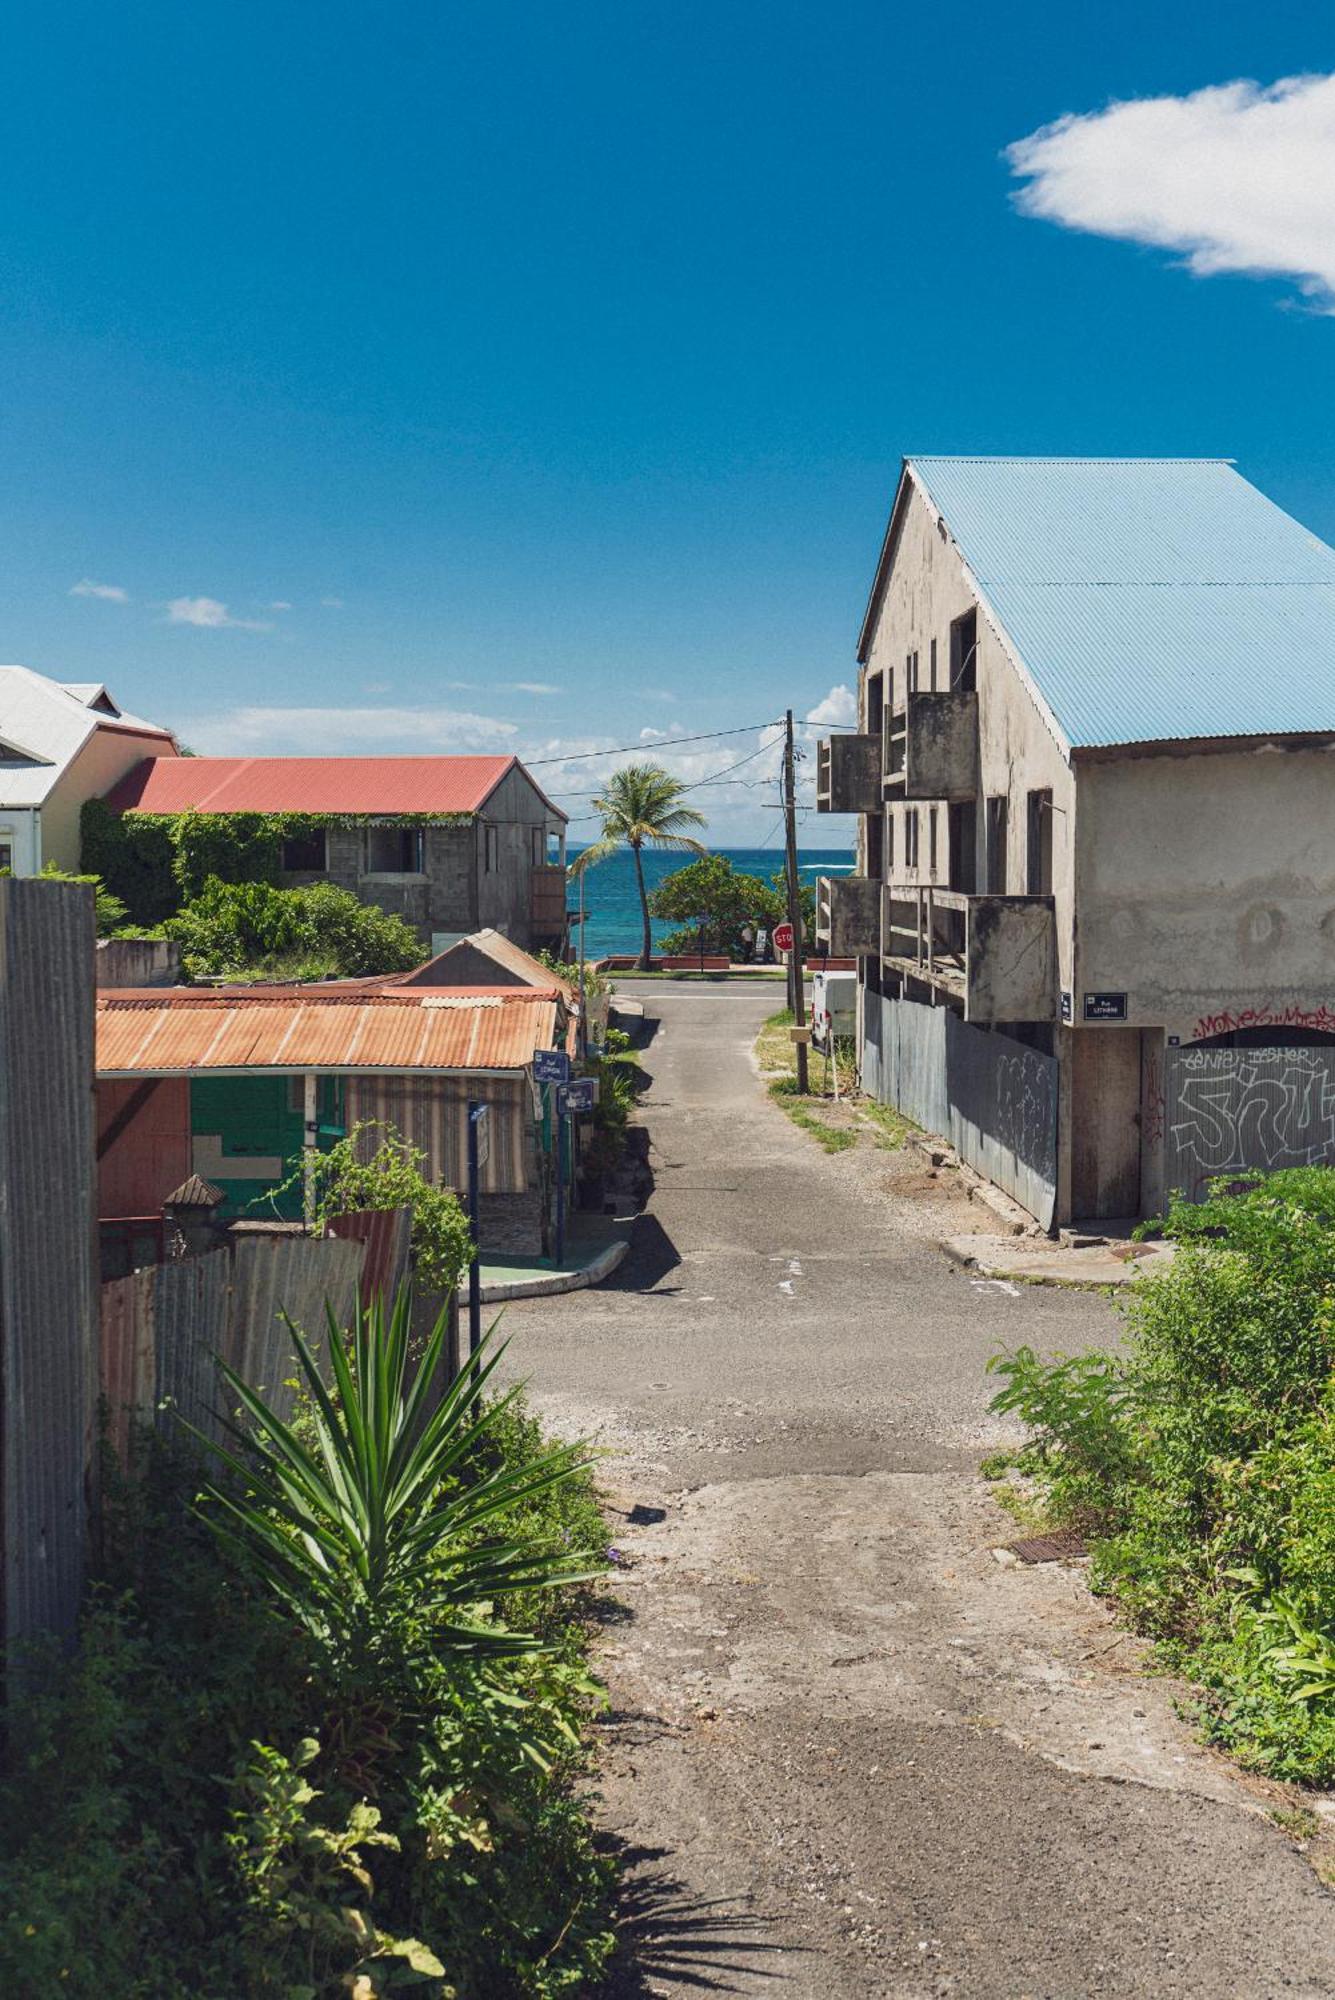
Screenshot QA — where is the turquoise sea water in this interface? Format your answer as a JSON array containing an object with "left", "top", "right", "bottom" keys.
[{"left": 568, "top": 845, "right": 855, "bottom": 959}]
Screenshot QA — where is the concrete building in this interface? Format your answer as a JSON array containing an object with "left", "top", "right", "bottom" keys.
[
  {"left": 103, "top": 753, "right": 569, "bottom": 954},
  {"left": 0, "top": 666, "right": 177, "bottom": 875},
  {"left": 817, "top": 457, "right": 1335, "bottom": 1228}
]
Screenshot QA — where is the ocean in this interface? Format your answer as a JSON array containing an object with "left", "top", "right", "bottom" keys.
[{"left": 568, "top": 844, "right": 855, "bottom": 959}]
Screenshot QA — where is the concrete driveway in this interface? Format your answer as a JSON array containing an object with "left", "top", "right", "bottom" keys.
[{"left": 502, "top": 981, "right": 1335, "bottom": 1998}]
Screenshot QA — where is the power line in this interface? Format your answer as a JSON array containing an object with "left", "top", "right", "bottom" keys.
[{"left": 525, "top": 721, "right": 781, "bottom": 767}]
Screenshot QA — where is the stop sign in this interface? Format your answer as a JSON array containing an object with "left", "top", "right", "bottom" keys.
[{"left": 773, "top": 920, "right": 795, "bottom": 952}]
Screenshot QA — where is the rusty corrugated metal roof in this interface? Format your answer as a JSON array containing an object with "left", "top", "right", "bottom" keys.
[
  {"left": 97, "top": 987, "right": 560, "bottom": 1076},
  {"left": 103, "top": 753, "right": 569, "bottom": 819}
]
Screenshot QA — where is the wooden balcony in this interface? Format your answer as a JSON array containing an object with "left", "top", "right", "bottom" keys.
[
  {"left": 816, "top": 734, "right": 881, "bottom": 815},
  {"left": 882, "top": 882, "right": 1056, "bottom": 1023},
  {"left": 530, "top": 865, "right": 567, "bottom": 936},
  {"left": 882, "top": 690, "right": 979, "bottom": 801},
  {"left": 815, "top": 874, "right": 881, "bottom": 956}
]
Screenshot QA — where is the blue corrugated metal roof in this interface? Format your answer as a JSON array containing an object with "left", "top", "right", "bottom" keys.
[{"left": 905, "top": 458, "right": 1335, "bottom": 750}]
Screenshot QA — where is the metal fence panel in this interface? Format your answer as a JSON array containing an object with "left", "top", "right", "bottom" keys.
[
  {"left": 0, "top": 880, "right": 97, "bottom": 1654},
  {"left": 866, "top": 992, "right": 1058, "bottom": 1228},
  {"left": 1164, "top": 1045, "right": 1335, "bottom": 1201}
]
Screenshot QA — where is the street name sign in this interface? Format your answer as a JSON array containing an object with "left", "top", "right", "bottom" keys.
[
  {"left": 534, "top": 1049, "right": 572, "bottom": 1085},
  {"left": 559, "top": 1078, "right": 597, "bottom": 1115}
]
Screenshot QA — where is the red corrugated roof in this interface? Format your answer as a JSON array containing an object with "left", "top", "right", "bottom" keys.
[
  {"left": 103, "top": 753, "right": 567, "bottom": 819},
  {"left": 97, "top": 986, "right": 560, "bottom": 1076}
]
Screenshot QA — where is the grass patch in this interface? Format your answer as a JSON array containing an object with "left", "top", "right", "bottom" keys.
[
  {"left": 858, "top": 1096, "right": 912, "bottom": 1150},
  {"left": 767, "top": 1077, "right": 857, "bottom": 1152}
]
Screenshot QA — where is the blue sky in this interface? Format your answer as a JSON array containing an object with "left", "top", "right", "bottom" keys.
[{"left": 5, "top": 1, "right": 1334, "bottom": 840}]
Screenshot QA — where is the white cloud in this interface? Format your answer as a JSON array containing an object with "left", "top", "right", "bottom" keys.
[
  {"left": 509, "top": 681, "right": 560, "bottom": 697},
  {"left": 164, "top": 596, "right": 273, "bottom": 632},
  {"left": 265, "top": 600, "right": 293, "bottom": 612},
  {"left": 178, "top": 703, "right": 519, "bottom": 756},
  {"left": 1007, "top": 73, "right": 1335, "bottom": 308},
  {"left": 805, "top": 683, "right": 856, "bottom": 729},
  {"left": 320, "top": 596, "right": 345, "bottom": 609},
  {"left": 70, "top": 579, "right": 129, "bottom": 602}
]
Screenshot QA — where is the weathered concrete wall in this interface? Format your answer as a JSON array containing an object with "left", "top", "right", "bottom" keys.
[
  {"left": 861, "top": 480, "right": 1076, "bottom": 988},
  {"left": 1074, "top": 743, "right": 1335, "bottom": 1040},
  {"left": 819, "top": 875, "right": 881, "bottom": 956},
  {"left": 96, "top": 937, "right": 181, "bottom": 988},
  {"left": 905, "top": 690, "right": 979, "bottom": 800},
  {"left": 820, "top": 735, "right": 880, "bottom": 814},
  {"left": 967, "top": 898, "right": 1057, "bottom": 1022},
  {"left": 282, "top": 821, "right": 477, "bottom": 943}
]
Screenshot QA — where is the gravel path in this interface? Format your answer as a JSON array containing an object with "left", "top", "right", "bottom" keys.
[{"left": 501, "top": 981, "right": 1335, "bottom": 1998}]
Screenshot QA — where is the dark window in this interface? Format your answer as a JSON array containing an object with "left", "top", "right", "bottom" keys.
[
  {"left": 885, "top": 809, "right": 894, "bottom": 875},
  {"left": 928, "top": 805, "right": 938, "bottom": 875},
  {"left": 948, "top": 800, "right": 976, "bottom": 893},
  {"left": 866, "top": 671, "right": 884, "bottom": 740},
  {"left": 1026, "top": 789, "right": 1053, "bottom": 896},
  {"left": 0, "top": 843, "right": 11, "bottom": 873},
  {"left": 949, "top": 608, "right": 978, "bottom": 692},
  {"left": 280, "top": 828, "right": 327, "bottom": 873},
  {"left": 484, "top": 824, "right": 499, "bottom": 873},
  {"left": 929, "top": 638, "right": 938, "bottom": 690},
  {"left": 905, "top": 809, "right": 919, "bottom": 869},
  {"left": 985, "top": 796, "right": 1008, "bottom": 893},
  {"left": 366, "top": 824, "right": 424, "bottom": 874}
]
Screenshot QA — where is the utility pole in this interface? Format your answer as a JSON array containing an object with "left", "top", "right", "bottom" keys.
[{"left": 783, "top": 708, "right": 809, "bottom": 1093}]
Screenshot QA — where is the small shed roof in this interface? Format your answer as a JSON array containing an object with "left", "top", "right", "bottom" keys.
[
  {"left": 104, "top": 753, "right": 567, "bottom": 820},
  {"left": 395, "top": 927, "right": 575, "bottom": 1005},
  {"left": 96, "top": 986, "right": 561, "bottom": 1078},
  {"left": 860, "top": 458, "right": 1335, "bottom": 753}
]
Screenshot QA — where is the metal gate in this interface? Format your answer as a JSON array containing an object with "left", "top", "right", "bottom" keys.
[{"left": 1163, "top": 1044, "right": 1335, "bottom": 1201}]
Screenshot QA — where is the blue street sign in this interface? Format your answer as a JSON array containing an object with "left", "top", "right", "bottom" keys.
[
  {"left": 534, "top": 1048, "right": 571, "bottom": 1085},
  {"left": 558, "top": 1078, "right": 597, "bottom": 1115}
]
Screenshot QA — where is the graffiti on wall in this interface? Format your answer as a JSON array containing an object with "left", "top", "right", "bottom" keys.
[
  {"left": 1192, "top": 1002, "right": 1335, "bottom": 1042},
  {"left": 994, "top": 1049, "right": 1058, "bottom": 1185},
  {"left": 1164, "top": 1046, "right": 1335, "bottom": 1198}
]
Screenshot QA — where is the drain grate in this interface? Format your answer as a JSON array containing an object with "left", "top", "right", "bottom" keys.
[{"left": 1005, "top": 1528, "right": 1088, "bottom": 1564}]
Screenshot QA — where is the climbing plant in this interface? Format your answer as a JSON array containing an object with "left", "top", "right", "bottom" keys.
[{"left": 81, "top": 800, "right": 472, "bottom": 926}]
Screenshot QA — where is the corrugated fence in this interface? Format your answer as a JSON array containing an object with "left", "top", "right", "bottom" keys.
[
  {"left": 865, "top": 991, "right": 1058, "bottom": 1228},
  {"left": 99, "top": 1219, "right": 411, "bottom": 1464},
  {"left": 0, "top": 880, "right": 98, "bottom": 1664}
]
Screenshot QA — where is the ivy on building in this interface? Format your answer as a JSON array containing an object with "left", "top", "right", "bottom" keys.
[{"left": 81, "top": 799, "right": 473, "bottom": 926}]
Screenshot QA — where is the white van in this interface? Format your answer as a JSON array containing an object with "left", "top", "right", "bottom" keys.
[{"left": 810, "top": 970, "right": 856, "bottom": 1051}]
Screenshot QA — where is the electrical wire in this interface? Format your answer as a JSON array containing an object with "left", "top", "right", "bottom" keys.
[{"left": 524, "top": 721, "right": 781, "bottom": 766}]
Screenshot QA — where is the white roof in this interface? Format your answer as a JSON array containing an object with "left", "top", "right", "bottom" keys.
[{"left": 0, "top": 666, "right": 177, "bottom": 807}]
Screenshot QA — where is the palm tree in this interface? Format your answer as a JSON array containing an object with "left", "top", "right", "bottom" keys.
[{"left": 570, "top": 763, "right": 706, "bottom": 970}]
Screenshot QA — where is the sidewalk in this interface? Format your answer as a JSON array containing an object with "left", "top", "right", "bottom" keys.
[
  {"left": 941, "top": 1230, "right": 1176, "bottom": 1288},
  {"left": 465, "top": 1215, "right": 632, "bottom": 1302}
]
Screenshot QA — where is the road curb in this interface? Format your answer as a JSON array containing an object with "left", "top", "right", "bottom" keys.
[{"left": 475, "top": 1237, "right": 630, "bottom": 1302}]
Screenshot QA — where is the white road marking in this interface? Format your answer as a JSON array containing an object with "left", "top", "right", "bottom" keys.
[
  {"left": 778, "top": 1279, "right": 795, "bottom": 1296},
  {"left": 789, "top": 1259, "right": 804, "bottom": 1276},
  {"left": 971, "top": 1278, "right": 1021, "bottom": 1297}
]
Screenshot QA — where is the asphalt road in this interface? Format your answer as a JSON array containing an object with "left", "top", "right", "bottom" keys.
[{"left": 502, "top": 981, "right": 1335, "bottom": 1998}]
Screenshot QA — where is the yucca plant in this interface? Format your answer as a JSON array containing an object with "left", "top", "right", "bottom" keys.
[{"left": 189, "top": 1288, "right": 601, "bottom": 1694}]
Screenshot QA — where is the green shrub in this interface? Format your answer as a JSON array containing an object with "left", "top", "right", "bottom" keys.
[
  {"left": 987, "top": 1167, "right": 1335, "bottom": 1780},
  {"left": 165, "top": 876, "right": 423, "bottom": 980},
  {"left": 0, "top": 1322, "right": 616, "bottom": 1998}
]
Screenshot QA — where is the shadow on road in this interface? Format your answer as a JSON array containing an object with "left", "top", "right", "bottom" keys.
[
  {"left": 599, "top": 1843, "right": 794, "bottom": 1995},
  {"left": 607, "top": 1211, "right": 680, "bottom": 1291}
]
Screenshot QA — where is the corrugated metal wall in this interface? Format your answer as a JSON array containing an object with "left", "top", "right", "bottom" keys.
[
  {"left": 1164, "top": 1045, "right": 1335, "bottom": 1202},
  {"left": 99, "top": 1230, "right": 381, "bottom": 1460},
  {"left": 865, "top": 990, "right": 1058, "bottom": 1228},
  {"left": 346, "top": 1075, "right": 530, "bottom": 1194},
  {"left": 0, "top": 880, "right": 98, "bottom": 1656}
]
